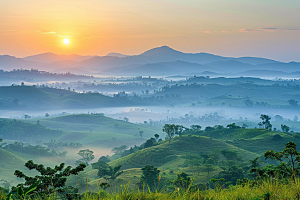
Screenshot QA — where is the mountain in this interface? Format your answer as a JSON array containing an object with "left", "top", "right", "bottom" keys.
[
  {"left": 238, "top": 70, "right": 289, "bottom": 77},
  {"left": 204, "top": 60, "right": 255, "bottom": 73},
  {"left": 78, "top": 55, "right": 147, "bottom": 71},
  {"left": 0, "top": 55, "right": 44, "bottom": 71},
  {"left": 105, "top": 52, "right": 128, "bottom": 58},
  {"left": 256, "top": 62, "right": 300, "bottom": 73},
  {"left": 104, "top": 60, "right": 215, "bottom": 75},
  {"left": 0, "top": 46, "right": 293, "bottom": 76},
  {"left": 236, "top": 57, "right": 280, "bottom": 65},
  {"left": 23, "top": 53, "right": 94, "bottom": 63},
  {"left": 139, "top": 46, "right": 231, "bottom": 64}
]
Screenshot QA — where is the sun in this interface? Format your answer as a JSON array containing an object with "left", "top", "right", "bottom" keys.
[{"left": 63, "top": 38, "right": 69, "bottom": 45}]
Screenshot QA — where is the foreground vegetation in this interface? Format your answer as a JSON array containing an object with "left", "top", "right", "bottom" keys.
[
  {"left": 2, "top": 114, "right": 300, "bottom": 199},
  {"left": 3, "top": 178, "right": 300, "bottom": 199}
]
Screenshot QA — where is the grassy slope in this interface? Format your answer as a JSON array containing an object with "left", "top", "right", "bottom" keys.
[
  {"left": 202, "top": 128, "right": 300, "bottom": 155},
  {"left": 30, "top": 114, "right": 162, "bottom": 147},
  {"left": 0, "top": 149, "right": 27, "bottom": 183},
  {"left": 109, "top": 135, "right": 258, "bottom": 169},
  {"left": 0, "top": 86, "right": 116, "bottom": 109},
  {"left": 81, "top": 129, "right": 298, "bottom": 191},
  {"left": 79, "top": 135, "right": 259, "bottom": 191}
]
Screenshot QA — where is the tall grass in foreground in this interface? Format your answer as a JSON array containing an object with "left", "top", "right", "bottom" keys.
[
  {"left": 5, "top": 178, "right": 300, "bottom": 200},
  {"left": 84, "top": 179, "right": 300, "bottom": 200}
]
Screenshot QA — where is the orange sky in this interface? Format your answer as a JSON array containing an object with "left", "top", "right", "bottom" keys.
[{"left": 0, "top": 0, "right": 299, "bottom": 61}]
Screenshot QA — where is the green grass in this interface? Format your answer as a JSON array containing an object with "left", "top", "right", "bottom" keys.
[
  {"left": 36, "top": 114, "right": 162, "bottom": 147},
  {"left": 109, "top": 135, "right": 258, "bottom": 169},
  {"left": 10, "top": 178, "right": 300, "bottom": 200},
  {"left": 0, "top": 149, "right": 27, "bottom": 184},
  {"left": 1, "top": 114, "right": 161, "bottom": 147}
]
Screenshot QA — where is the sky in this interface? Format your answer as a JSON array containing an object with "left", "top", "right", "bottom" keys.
[{"left": 0, "top": 0, "right": 299, "bottom": 61}]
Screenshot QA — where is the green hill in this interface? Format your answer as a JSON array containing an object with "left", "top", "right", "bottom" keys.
[
  {"left": 0, "top": 148, "right": 27, "bottom": 183},
  {"left": 0, "top": 118, "right": 62, "bottom": 142},
  {"left": 109, "top": 135, "right": 259, "bottom": 169},
  {"left": 78, "top": 134, "right": 260, "bottom": 190},
  {"left": 200, "top": 127, "right": 300, "bottom": 155},
  {"left": 0, "top": 86, "right": 121, "bottom": 110},
  {"left": 0, "top": 114, "right": 160, "bottom": 147},
  {"left": 37, "top": 114, "right": 161, "bottom": 147}
]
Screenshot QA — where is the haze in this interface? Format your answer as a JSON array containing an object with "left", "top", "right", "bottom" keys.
[{"left": 1, "top": 0, "right": 300, "bottom": 61}]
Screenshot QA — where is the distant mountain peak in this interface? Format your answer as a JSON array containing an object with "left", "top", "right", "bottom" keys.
[
  {"left": 141, "top": 45, "right": 183, "bottom": 56},
  {"left": 105, "top": 52, "right": 128, "bottom": 58}
]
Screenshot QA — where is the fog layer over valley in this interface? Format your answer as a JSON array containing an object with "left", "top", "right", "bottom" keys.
[{"left": 2, "top": 46, "right": 300, "bottom": 194}]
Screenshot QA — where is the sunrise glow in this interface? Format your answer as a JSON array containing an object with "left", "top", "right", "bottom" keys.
[{"left": 63, "top": 38, "right": 69, "bottom": 45}]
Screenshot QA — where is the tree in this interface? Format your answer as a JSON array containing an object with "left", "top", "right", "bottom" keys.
[
  {"left": 12, "top": 99, "right": 19, "bottom": 106},
  {"left": 163, "top": 124, "right": 181, "bottom": 148},
  {"left": 226, "top": 123, "right": 240, "bottom": 129},
  {"left": 281, "top": 124, "right": 291, "bottom": 133},
  {"left": 259, "top": 114, "right": 272, "bottom": 130},
  {"left": 98, "top": 156, "right": 110, "bottom": 163},
  {"left": 205, "top": 158, "right": 215, "bottom": 178},
  {"left": 190, "top": 125, "right": 202, "bottom": 131},
  {"left": 144, "top": 138, "right": 156, "bottom": 148},
  {"left": 111, "top": 145, "right": 128, "bottom": 155},
  {"left": 139, "top": 131, "right": 144, "bottom": 138},
  {"left": 264, "top": 142, "right": 300, "bottom": 179},
  {"left": 76, "top": 149, "right": 95, "bottom": 166},
  {"left": 123, "top": 117, "right": 129, "bottom": 122},
  {"left": 91, "top": 160, "right": 110, "bottom": 177},
  {"left": 243, "top": 99, "right": 254, "bottom": 107},
  {"left": 274, "top": 115, "right": 284, "bottom": 122},
  {"left": 172, "top": 172, "right": 191, "bottom": 189},
  {"left": 45, "top": 113, "right": 49, "bottom": 118},
  {"left": 94, "top": 163, "right": 123, "bottom": 180},
  {"left": 154, "top": 134, "right": 159, "bottom": 141},
  {"left": 205, "top": 126, "right": 215, "bottom": 132},
  {"left": 288, "top": 99, "right": 298, "bottom": 107},
  {"left": 139, "top": 165, "right": 160, "bottom": 190},
  {"left": 212, "top": 165, "right": 244, "bottom": 185},
  {"left": 176, "top": 125, "right": 186, "bottom": 137},
  {"left": 14, "top": 160, "right": 86, "bottom": 194}
]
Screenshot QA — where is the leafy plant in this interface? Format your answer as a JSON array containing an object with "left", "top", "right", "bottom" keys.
[
  {"left": 6, "top": 180, "right": 41, "bottom": 200},
  {"left": 14, "top": 160, "right": 86, "bottom": 194}
]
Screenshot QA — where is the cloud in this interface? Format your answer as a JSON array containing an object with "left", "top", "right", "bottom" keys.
[
  {"left": 58, "top": 35, "right": 73, "bottom": 38},
  {"left": 284, "top": 29, "right": 300, "bottom": 31},
  {"left": 42, "top": 31, "right": 57, "bottom": 34},
  {"left": 221, "top": 31, "right": 227, "bottom": 33},
  {"left": 204, "top": 31, "right": 211, "bottom": 34},
  {"left": 261, "top": 27, "right": 279, "bottom": 30},
  {"left": 84, "top": 33, "right": 186, "bottom": 39},
  {"left": 239, "top": 29, "right": 254, "bottom": 32}
]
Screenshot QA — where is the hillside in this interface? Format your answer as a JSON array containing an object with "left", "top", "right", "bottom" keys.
[
  {"left": 0, "top": 148, "right": 27, "bottom": 183},
  {"left": 109, "top": 135, "right": 258, "bottom": 169},
  {"left": 0, "top": 118, "right": 62, "bottom": 142},
  {"left": 155, "top": 82, "right": 300, "bottom": 107},
  {"left": 0, "top": 86, "right": 120, "bottom": 110},
  {"left": 37, "top": 114, "right": 162, "bottom": 147},
  {"left": 200, "top": 127, "right": 300, "bottom": 155}
]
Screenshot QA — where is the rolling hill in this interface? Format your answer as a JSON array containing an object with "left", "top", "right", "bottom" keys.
[
  {"left": 109, "top": 135, "right": 259, "bottom": 170},
  {"left": 36, "top": 114, "right": 162, "bottom": 147},
  {"left": 0, "top": 114, "right": 161, "bottom": 147},
  {"left": 0, "top": 148, "right": 27, "bottom": 183}
]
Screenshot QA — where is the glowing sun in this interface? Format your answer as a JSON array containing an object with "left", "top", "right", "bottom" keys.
[{"left": 63, "top": 38, "right": 69, "bottom": 44}]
